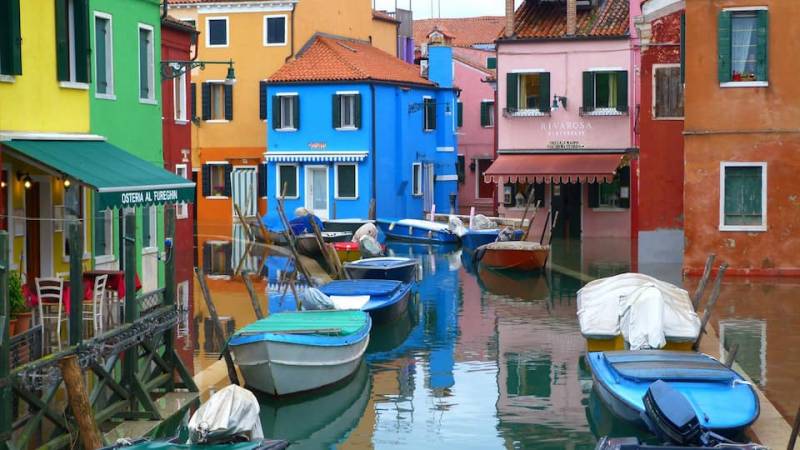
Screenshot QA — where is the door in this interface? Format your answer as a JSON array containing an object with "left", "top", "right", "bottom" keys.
[
  {"left": 550, "top": 182, "right": 581, "bottom": 240},
  {"left": 25, "top": 183, "right": 41, "bottom": 283},
  {"left": 305, "top": 166, "right": 329, "bottom": 220},
  {"left": 231, "top": 167, "right": 257, "bottom": 219},
  {"left": 422, "top": 163, "right": 435, "bottom": 213}
]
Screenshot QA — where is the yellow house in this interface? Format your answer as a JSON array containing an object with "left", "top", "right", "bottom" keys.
[{"left": 167, "top": 0, "right": 399, "bottom": 240}]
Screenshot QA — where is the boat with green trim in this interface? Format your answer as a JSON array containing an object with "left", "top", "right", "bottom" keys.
[{"left": 228, "top": 310, "right": 371, "bottom": 396}]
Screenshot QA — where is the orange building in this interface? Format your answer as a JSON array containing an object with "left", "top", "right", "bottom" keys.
[
  {"left": 683, "top": 0, "right": 800, "bottom": 276},
  {"left": 167, "top": 0, "right": 399, "bottom": 245}
]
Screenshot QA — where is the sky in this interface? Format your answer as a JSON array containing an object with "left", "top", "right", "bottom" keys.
[{"left": 372, "top": 0, "right": 523, "bottom": 19}]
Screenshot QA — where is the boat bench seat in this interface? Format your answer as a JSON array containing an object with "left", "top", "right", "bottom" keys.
[
  {"left": 604, "top": 351, "right": 735, "bottom": 383},
  {"left": 320, "top": 280, "right": 401, "bottom": 297}
]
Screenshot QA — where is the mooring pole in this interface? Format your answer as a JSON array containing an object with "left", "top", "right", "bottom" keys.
[
  {"left": 68, "top": 220, "right": 84, "bottom": 345},
  {"left": 0, "top": 232, "right": 11, "bottom": 448},
  {"left": 122, "top": 211, "right": 138, "bottom": 410},
  {"left": 163, "top": 207, "right": 177, "bottom": 391},
  {"left": 59, "top": 354, "right": 102, "bottom": 450}
]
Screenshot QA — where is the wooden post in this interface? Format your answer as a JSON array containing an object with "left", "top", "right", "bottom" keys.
[
  {"left": 724, "top": 342, "right": 739, "bottom": 369},
  {"left": 242, "top": 273, "right": 265, "bottom": 320},
  {"left": 122, "top": 212, "right": 138, "bottom": 410},
  {"left": 163, "top": 207, "right": 177, "bottom": 391},
  {"left": 0, "top": 232, "right": 11, "bottom": 448},
  {"left": 521, "top": 201, "right": 540, "bottom": 241},
  {"left": 691, "top": 254, "right": 716, "bottom": 310},
  {"left": 788, "top": 405, "right": 800, "bottom": 450},
  {"left": 59, "top": 355, "right": 102, "bottom": 450},
  {"left": 194, "top": 268, "right": 240, "bottom": 385},
  {"left": 68, "top": 220, "right": 83, "bottom": 344},
  {"left": 693, "top": 263, "right": 728, "bottom": 351},
  {"left": 538, "top": 210, "right": 552, "bottom": 245}
]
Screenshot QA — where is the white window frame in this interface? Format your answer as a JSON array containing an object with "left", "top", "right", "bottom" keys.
[
  {"left": 205, "top": 161, "right": 230, "bottom": 199},
  {"left": 719, "top": 7, "right": 769, "bottom": 89},
  {"left": 423, "top": 96, "right": 434, "bottom": 132},
  {"left": 276, "top": 93, "right": 297, "bottom": 131},
  {"left": 411, "top": 162, "right": 423, "bottom": 196},
  {"left": 591, "top": 69, "right": 623, "bottom": 114},
  {"left": 175, "top": 164, "right": 189, "bottom": 218},
  {"left": 334, "top": 163, "right": 358, "bottom": 200},
  {"left": 62, "top": 187, "right": 91, "bottom": 262},
  {"left": 205, "top": 16, "right": 229, "bottom": 48},
  {"left": 137, "top": 23, "right": 156, "bottom": 104},
  {"left": 652, "top": 63, "right": 683, "bottom": 120},
  {"left": 174, "top": 72, "right": 188, "bottom": 122},
  {"left": 95, "top": 208, "right": 115, "bottom": 263},
  {"left": 719, "top": 161, "right": 767, "bottom": 232},
  {"left": 337, "top": 93, "right": 357, "bottom": 130},
  {"left": 204, "top": 80, "right": 229, "bottom": 122},
  {"left": 515, "top": 72, "right": 546, "bottom": 115},
  {"left": 263, "top": 14, "right": 287, "bottom": 46},
  {"left": 93, "top": 11, "right": 115, "bottom": 99},
  {"left": 481, "top": 99, "right": 495, "bottom": 127},
  {"left": 276, "top": 164, "right": 299, "bottom": 199},
  {"left": 143, "top": 206, "right": 158, "bottom": 252}
]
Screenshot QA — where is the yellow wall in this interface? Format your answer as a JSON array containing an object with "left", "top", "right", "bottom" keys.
[
  {"left": 370, "top": 18, "right": 399, "bottom": 58},
  {"left": 0, "top": 0, "right": 89, "bottom": 133}
]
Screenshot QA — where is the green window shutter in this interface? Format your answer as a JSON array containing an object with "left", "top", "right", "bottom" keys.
[
  {"left": 487, "top": 57, "right": 496, "bottom": 70},
  {"left": 354, "top": 94, "right": 362, "bottom": 129},
  {"left": 271, "top": 95, "right": 280, "bottom": 129},
  {"left": 718, "top": 11, "right": 732, "bottom": 83},
  {"left": 616, "top": 70, "right": 628, "bottom": 113},
  {"left": 74, "top": 0, "right": 90, "bottom": 83},
  {"left": 223, "top": 165, "right": 232, "bottom": 197},
  {"left": 201, "top": 83, "right": 211, "bottom": 120},
  {"left": 332, "top": 94, "right": 341, "bottom": 128},
  {"left": 55, "top": 0, "right": 69, "bottom": 81},
  {"left": 0, "top": 0, "right": 22, "bottom": 75},
  {"left": 224, "top": 84, "right": 233, "bottom": 120},
  {"left": 292, "top": 95, "right": 300, "bottom": 129},
  {"left": 724, "top": 167, "right": 762, "bottom": 225},
  {"left": 480, "top": 102, "right": 488, "bottom": 127},
  {"left": 587, "top": 183, "right": 599, "bottom": 208},
  {"left": 201, "top": 165, "right": 211, "bottom": 197},
  {"left": 618, "top": 166, "right": 630, "bottom": 208},
  {"left": 95, "top": 16, "right": 107, "bottom": 93},
  {"left": 506, "top": 73, "right": 518, "bottom": 112},
  {"left": 538, "top": 72, "right": 551, "bottom": 112},
  {"left": 191, "top": 83, "right": 197, "bottom": 119},
  {"left": 259, "top": 81, "right": 267, "bottom": 120},
  {"left": 429, "top": 99, "right": 436, "bottom": 130},
  {"left": 456, "top": 102, "right": 463, "bottom": 128},
  {"left": 755, "top": 10, "right": 768, "bottom": 82},
  {"left": 582, "top": 71, "right": 595, "bottom": 112},
  {"left": 680, "top": 13, "right": 686, "bottom": 84}
]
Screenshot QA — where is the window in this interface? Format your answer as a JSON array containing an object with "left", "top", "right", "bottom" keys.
[
  {"left": 423, "top": 97, "right": 436, "bottom": 131},
  {"left": 191, "top": 82, "right": 197, "bottom": 119},
  {"left": 206, "top": 17, "right": 228, "bottom": 47},
  {"left": 719, "top": 9, "right": 768, "bottom": 84},
  {"left": 63, "top": 187, "right": 90, "bottom": 260},
  {"left": 456, "top": 102, "right": 463, "bottom": 128},
  {"left": 277, "top": 164, "right": 298, "bottom": 198},
  {"left": 588, "top": 167, "right": 630, "bottom": 209},
  {"left": 94, "top": 208, "right": 114, "bottom": 258},
  {"left": 456, "top": 155, "right": 465, "bottom": 183},
  {"left": 335, "top": 164, "right": 357, "bottom": 199},
  {"left": 203, "top": 241, "right": 232, "bottom": 277},
  {"left": 202, "top": 82, "right": 232, "bottom": 121},
  {"left": 480, "top": 101, "right": 495, "bottom": 127},
  {"left": 653, "top": 65, "right": 684, "bottom": 119},
  {"left": 174, "top": 72, "right": 187, "bottom": 121},
  {"left": 138, "top": 25, "right": 155, "bottom": 102},
  {"left": 55, "top": 0, "right": 90, "bottom": 84},
  {"left": 264, "top": 15, "right": 286, "bottom": 46},
  {"left": 175, "top": 164, "right": 189, "bottom": 218},
  {"left": 503, "top": 182, "right": 545, "bottom": 207},
  {"left": 202, "top": 163, "right": 230, "bottom": 197},
  {"left": 0, "top": 0, "right": 23, "bottom": 76},
  {"left": 720, "top": 163, "right": 766, "bottom": 231},
  {"left": 94, "top": 13, "right": 113, "bottom": 96},
  {"left": 272, "top": 94, "right": 299, "bottom": 130},
  {"left": 487, "top": 57, "right": 496, "bottom": 70},
  {"left": 582, "top": 70, "right": 628, "bottom": 114},
  {"left": 333, "top": 93, "right": 361, "bottom": 129},
  {"left": 411, "top": 163, "right": 422, "bottom": 196},
  {"left": 505, "top": 72, "right": 550, "bottom": 114},
  {"left": 142, "top": 206, "right": 157, "bottom": 249}
]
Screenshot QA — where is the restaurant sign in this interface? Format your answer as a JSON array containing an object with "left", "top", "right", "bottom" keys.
[{"left": 97, "top": 185, "right": 195, "bottom": 210}]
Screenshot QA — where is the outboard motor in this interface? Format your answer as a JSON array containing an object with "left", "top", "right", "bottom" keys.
[{"left": 642, "top": 380, "right": 702, "bottom": 445}]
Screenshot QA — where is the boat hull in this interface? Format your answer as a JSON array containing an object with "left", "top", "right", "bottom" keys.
[
  {"left": 333, "top": 242, "right": 361, "bottom": 263},
  {"left": 343, "top": 258, "right": 419, "bottom": 283},
  {"left": 296, "top": 232, "right": 352, "bottom": 256},
  {"left": 480, "top": 245, "right": 549, "bottom": 271},
  {"left": 376, "top": 220, "right": 459, "bottom": 244},
  {"left": 365, "top": 284, "right": 412, "bottom": 324}
]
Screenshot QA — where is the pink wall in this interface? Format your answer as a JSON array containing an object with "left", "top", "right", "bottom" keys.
[{"left": 455, "top": 58, "right": 496, "bottom": 215}]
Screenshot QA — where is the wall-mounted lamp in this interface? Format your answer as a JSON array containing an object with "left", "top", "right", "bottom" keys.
[
  {"left": 469, "top": 161, "right": 476, "bottom": 172},
  {"left": 17, "top": 172, "right": 32, "bottom": 189},
  {"left": 63, "top": 178, "right": 71, "bottom": 189},
  {"left": 552, "top": 95, "right": 568, "bottom": 111},
  {"left": 0, "top": 180, "right": 6, "bottom": 189}
]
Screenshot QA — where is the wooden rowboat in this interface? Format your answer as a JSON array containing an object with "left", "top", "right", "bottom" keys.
[{"left": 477, "top": 241, "right": 550, "bottom": 271}]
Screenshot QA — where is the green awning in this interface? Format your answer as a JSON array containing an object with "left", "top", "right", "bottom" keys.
[{"left": 2, "top": 139, "right": 195, "bottom": 209}]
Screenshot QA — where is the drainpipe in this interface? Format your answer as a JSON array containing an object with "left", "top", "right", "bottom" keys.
[
  {"left": 370, "top": 84, "right": 377, "bottom": 220},
  {"left": 161, "top": 0, "right": 168, "bottom": 19},
  {"left": 285, "top": 3, "right": 296, "bottom": 62}
]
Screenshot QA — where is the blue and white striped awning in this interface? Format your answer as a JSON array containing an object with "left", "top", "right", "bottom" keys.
[{"left": 264, "top": 151, "right": 368, "bottom": 163}]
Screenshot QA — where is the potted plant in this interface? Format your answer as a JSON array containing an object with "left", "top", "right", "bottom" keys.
[{"left": 9, "top": 272, "right": 32, "bottom": 335}]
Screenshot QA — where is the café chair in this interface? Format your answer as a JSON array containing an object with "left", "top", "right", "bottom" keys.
[{"left": 35, "top": 277, "right": 65, "bottom": 353}]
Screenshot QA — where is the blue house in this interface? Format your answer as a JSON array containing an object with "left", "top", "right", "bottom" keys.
[{"left": 263, "top": 34, "right": 458, "bottom": 223}]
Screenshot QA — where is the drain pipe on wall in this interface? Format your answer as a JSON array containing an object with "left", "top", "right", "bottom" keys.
[
  {"left": 369, "top": 84, "right": 377, "bottom": 220},
  {"left": 285, "top": 3, "right": 296, "bottom": 62}
]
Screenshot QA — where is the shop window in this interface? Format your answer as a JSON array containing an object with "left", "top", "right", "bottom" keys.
[
  {"left": 718, "top": 9, "right": 768, "bottom": 84},
  {"left": 264, "top": 15, "right": 286, "bottom": 46},
  {"left": 423, "top": 97, "right": 436, "bottom": 131},
  {"left": 503, "top": 182, "right": 546, "bottom": 208},
  {"left": 411, "top": 163, "right": 423, "bottom": 196},
  {"left": 335, "top": 164, "right": 357, "bottom": 199},
  {"left": 476, "top": 159, "right": 495, "bottom": 199},
  {"left": 582, "top": 70, "right": 628, "bottom": 114},
  {"left": 480, "top": 101, "right": 495, "bottom": 127},
  {"left": 203, "top": 241, "right": 232, "bottom": 277},
  {"left": 202, "top": 163, "right": 231, "bottom": 197},
  {"left": 138, "top": 25, "right": 155, "bottom": 102},
  {"left": 142, "top": 206, "right": 157, "bottom": 249},
  {"left": 505, "top": 72, "right": 550, "bottom": 114},
  {"left": 94, "top": 208, "right": 114, "bottom": 258},
  {"left": 202, "top": 82, "right": 232, "bottom": 121},
  {"left": 55, "top": 0, "right": 90, "bottom": 84},
  {"left": 588, "top": 167, "right": 630, "bottom": 209},
  {"left": 720, "top": 163, "right": 766, "bottom": 231},
  {"left": 276, "top": 164, "right": 298, "bottom": 198},
  {"left": 653, "top": 65, "right": 684, "bottom": 119},
  {"left": 272, "top": 94, "right": 299, "bottom": 130},
  {"left": 94, "top": 13, "right": 113, "bottom": 96},
  {"left": 206, "top": 17, "right": 228, "bottom": 47},
  {"left": 0, "top": 0, "right": 22, "bottom": 76},
  {"left": 333, "top": 93, "right": 361, "bottom": 129}
]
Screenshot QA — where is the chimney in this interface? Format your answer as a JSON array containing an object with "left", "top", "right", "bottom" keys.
[
  {"left": 504, "top": 0, "right": 514, "bottom": 38},
  {"left": 567, "top": 0, "right": 577, "bottom": 36}
]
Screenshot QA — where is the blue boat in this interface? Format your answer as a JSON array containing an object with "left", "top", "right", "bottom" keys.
[
  {"left": 376, "top": 219, "right": 459, "bottom": 244},
  {"left": 587, "top": 351, "right": 759, "bottom": 438},
  {"left": 460, "top": 228, "right": 524, "bottom": 252},
  {"left": 319, "top": 279, "right": 413, "bottom": 324},
  {"left": 343, "top": 257, "right": 418, "bottom": 283}
]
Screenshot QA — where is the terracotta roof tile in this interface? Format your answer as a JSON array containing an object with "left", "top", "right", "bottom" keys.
[
  {"left": 373, "top": 10, "right": 400, "bottom": 24},
  {"left": 413, "top": 16, "right": 505, "bottom": 47},
  {"left": 268, "top": 35, "right": 434, "bottom": 86},
  {"left": 505, "top": 0, "right": 629, "bottom": 40},
  {"left": 161, "top": 14, "right": 198, "bottom": 33}
]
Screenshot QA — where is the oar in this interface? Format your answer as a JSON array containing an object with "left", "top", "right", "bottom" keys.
[
  {"left": 538, "top": 210, "right": 552, "bottom": 245},
  {"left": 521, "top": 201, "right": 541, "bottom": 241},
  {"left": 541, "top": 211, "right": 559, "bottom": 268}
]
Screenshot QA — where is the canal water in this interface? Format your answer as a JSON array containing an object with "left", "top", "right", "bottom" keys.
[{"left": 191, "top": 237, "right": 800, "bottom": 449}]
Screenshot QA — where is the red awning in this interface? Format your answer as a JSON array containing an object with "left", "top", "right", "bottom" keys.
[{"left": 484, "top": 153, "right": 625, "bottom": 184}]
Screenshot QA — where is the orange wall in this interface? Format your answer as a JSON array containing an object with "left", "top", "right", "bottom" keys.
[{"left": 683, "top": 0, "right": 800, "bottom": 275}]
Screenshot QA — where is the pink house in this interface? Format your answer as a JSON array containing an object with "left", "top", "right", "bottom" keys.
[{"left": 488, "top": 0, "right": 636, "bottom": 240}]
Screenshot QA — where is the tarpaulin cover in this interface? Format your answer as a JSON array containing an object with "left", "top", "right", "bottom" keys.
[
  {"left": 319, "top": 279, "right": 401, "bottom": 297},
  {"left": 484, "top": 153, "right": 624, "bottom": 184},
  {"left": 188, "top": 385, "right": 264, "bottom": 444}
]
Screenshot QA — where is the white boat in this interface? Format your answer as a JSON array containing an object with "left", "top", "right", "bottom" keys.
[{"left": 228, "top": 310, "right": 371, "bottom": 396}]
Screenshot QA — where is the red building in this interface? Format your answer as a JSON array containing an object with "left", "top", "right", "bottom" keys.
[
  {"left": 635, "top": 1, "right": 685, "bottom": 279},
  {"left": 161, "top": 16, "right": 197, "bottom": 370}
]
